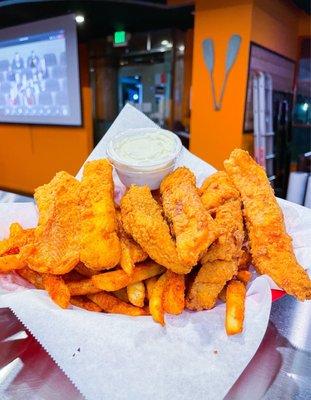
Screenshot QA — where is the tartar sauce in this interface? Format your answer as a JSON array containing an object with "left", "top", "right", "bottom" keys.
[{"left": 112, "top": 130, "right": 177, "bottom": 166}]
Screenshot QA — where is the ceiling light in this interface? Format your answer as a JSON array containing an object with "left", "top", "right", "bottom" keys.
[
  {"left": 178, "top": 45, "right": 185, "bottom": 53},
  {"left": 75, "top": 15, "right": 85, "bottom": 24},
  {"left": 302, "top": 102, "right": 309, "bottom": 112},
  {"left": 166, "top": 42, "right": 173, "bottom": 48},
  {"left": 161, "top": 40, "right": 169, "bottom": 46}
]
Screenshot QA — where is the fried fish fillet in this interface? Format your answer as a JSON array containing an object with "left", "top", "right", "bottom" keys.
[
  {"left": 79, "top": 160, "right": 121, "bottom": 271},
  {"left": 224, "top": 149, "right": 311, "bottom": 301},
  {"left": 121, "top": 185, "right": 190, "bottom": 273},
  {"left": 22, "top": 171, "right": 80, "bottom": 274},
  {"left": 186, "top": 172, "right": 244, "bottom": 310},
  {"left": 187, "top": 260, "right": 238, "bottom": 310},
  {"left": 201, "top": 199, "right": 244, "bottom": 263},
  {"left": 200, "top": 171, "right": 240, "bottom": 210},
  {"left": 0, "top": 223, "right": 34, "bottom": 256},
  {"left": 116, "top": 210, "right": 148, "bottom": 275},
  {"left": 160, "top": 167, "right": 218, "bottom": 266}
]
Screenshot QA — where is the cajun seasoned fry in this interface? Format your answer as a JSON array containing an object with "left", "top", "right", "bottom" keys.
[
  {"left": 70, "top": 296, "right": 102, "bottom": 312},
  {"left": 67, "top": 278, "right": 101, "bottom": 296},
  {"left": 145, "top": 276, "right": 158, "bottom": 300},
  {"left": 226, "top": 280, "right": 246, "bottom": 335},
  {"left": 92, "top": 261, "right": 165, "bottom": 292},
  {"left": 43, "top": 274, "right": 70, "bottom": 309},
  {"left": 127, "top": 281, "right": 145, "bottom": 307},
  {"left": 17, "top": 267, "right": 44, "bottom": 289},
  {"left": 237, "top": 270, "right": 252, "bottom": 284},
  {"left": 113, "top": 288, "right": 129, "bottom": 303},
  {"left": 163, "top": 271, "right": 185, "bottom": 315},
  {"left": 88, "top": 292, "right": 148, "bottom": 316},
  {"left": 149, "top": 272, "right": 168, "bottom": 325}
]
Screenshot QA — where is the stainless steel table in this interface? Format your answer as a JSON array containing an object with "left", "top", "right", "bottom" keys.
[{"left": 0, "top": 192, "right": 310, "bottom": 399}]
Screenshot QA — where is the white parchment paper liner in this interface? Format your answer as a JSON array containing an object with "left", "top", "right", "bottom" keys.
[{"left": 0, "top": 104, "right": 310, "bottom": 400}]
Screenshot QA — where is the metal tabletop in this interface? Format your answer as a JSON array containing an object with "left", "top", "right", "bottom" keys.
[{"left": 0, "top": 192, "right": 310, "bottom": 399}]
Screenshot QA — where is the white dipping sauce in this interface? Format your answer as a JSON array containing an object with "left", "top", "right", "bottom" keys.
[{"left": 112, "top": 130, "right": 177, "bottom": 166}]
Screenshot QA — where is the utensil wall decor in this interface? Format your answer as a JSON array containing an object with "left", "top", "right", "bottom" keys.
[{"left": 202, "top": 35, "right": 242, "bottom": 111}]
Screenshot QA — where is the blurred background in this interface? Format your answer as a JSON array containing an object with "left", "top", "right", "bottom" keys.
[{"left": 0, "top": 0, "right": 310, "bottom": 205}]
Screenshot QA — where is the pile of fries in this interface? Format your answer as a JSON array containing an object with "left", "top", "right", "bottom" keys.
[{"left": 0, "top": 149, "right": 310, "bottom": 336}]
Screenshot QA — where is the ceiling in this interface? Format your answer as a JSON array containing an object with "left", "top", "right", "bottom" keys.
[
  {"left": 0, "top": 0, "right": 309, "bottom": 42},
  {"left": 0, "top": 0, "right": 194, "bottom": 42}
]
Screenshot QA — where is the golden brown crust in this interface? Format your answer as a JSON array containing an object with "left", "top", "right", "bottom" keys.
[{"left": 224, "top": 149, "right": 311, "bottom": 300}]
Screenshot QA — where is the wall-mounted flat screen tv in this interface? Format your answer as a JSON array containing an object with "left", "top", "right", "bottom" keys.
[{"left": 0, "top": 14, "right": 82, "bottom": 126}]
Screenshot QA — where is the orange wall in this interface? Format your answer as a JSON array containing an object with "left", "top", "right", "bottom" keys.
[
  {"left": 0, "top": 45, "right": 93, "bottom": 194},
  {"left": 190, "top": 0, "right": 253, "bottom": 169},
  {"left": 190, "top": 0, "right": 309, "bottom": 168}
]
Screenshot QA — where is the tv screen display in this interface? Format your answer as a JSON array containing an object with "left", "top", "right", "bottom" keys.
[{"left": 0, "top": 14, "right": 82, "bottom": 126}]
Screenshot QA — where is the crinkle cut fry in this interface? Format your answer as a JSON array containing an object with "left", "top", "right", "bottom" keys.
[
  {"left": 224, "top": 149, "right": 311, "bottom": 301},
  {"left": 21, "top": 171, "right": 80, "bottom": 274},
  {"left": 160, "top": 167, "right": 219, "bottom": 267},
  {"left": 79, "top": 159, "right": 121, "bottom": 271}
]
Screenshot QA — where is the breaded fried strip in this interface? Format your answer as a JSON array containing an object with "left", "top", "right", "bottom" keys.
[
  {"left": 22, "top": 172, "right": 80, "bottom": 274},
  {"left": 116, "top": 211, "right": 147, "bottom": 275},
  {"left": 160, "top": 167, "right": 218, "bottom": 266},
  {"left": 0, "top": 223, "right": 34, "bottom": 256},
  {"left": 0, "top": 254, "right": 27, "bottom": 272},
  {"left": 201, "top": 199, "right": 244, "bottom": 263},
  {"left": 186, "top": 260, "right": 238, "bottom": 310},
  {"left": 200, "top": 171, "right": 240, "bottom": 210},
  {"left": 224, "top": 149, "right": 311, "bottom": 300},
  {"left": 121, "top": 186, "right": 188, "bottom": 273},
  {"left": 80, "top": 160, "right": 121, "bottom": 271}
]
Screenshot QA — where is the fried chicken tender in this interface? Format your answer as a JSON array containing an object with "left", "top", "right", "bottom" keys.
[
  {"left": 116, "top": 211, "right": 148, "bottom": 275},
  {"left": 200, "top": 171, "right": 240, "bottom": 210},
  {"left": 187, "top": 260, "right": 238, "bottom": 310},
  {"left": 186, "top": 172, "right": 244, "bottom": 310},
  {"left": 22, "top": 172, "right": 80, "bottom": 274},
  {"left": 224, "top": 149, "right": 311, "bottom": 301},
  {"left": 121, "top": 185, "right": 189, "bottom": 273},
  {"left": 201, "top": 199, "right": 244, "bottom": 263},
  {"left": 0, "top": 223, "right": 34, "bottom": 256},
  {"left": 160, "top": 167, "right": 218, "bottom": 266},
  {"left": 80, "top": 160, "right": 121, "bottom": 271}
]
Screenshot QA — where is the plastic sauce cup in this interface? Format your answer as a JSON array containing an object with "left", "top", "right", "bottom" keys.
[{"left": 107, "top": 128, "right": 182, "bottom": 190}]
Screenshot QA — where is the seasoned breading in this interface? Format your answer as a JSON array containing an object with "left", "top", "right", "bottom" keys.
[
  {"left": 160, "top": 167, "right": 218, "bottom": 266},
  {"left": 200, "top": 171, "right": 240, "bottom": 210},
  {"left": 187, "top": 172, "right": 244, "bottom": 310},
  {"left": 201, "top": 199, "right": 244, "bottom": 263},
  {"left": 116, "top": 211, "right": 148, "bottom": 275},
  {"left": 22, "top": 172, "right": 80, "bottom": 274},
  {"left": 224, "top": 149, "right": 311, "bottom": 300},
  {"left": 186, "top": 260, "right": 238, "bottom": 310},
  {"left": 121, "top": 185, "right": 190, "bottom": 273},
  {"left": 80, "top": 160, "right": 121, "bottom": 271}
]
